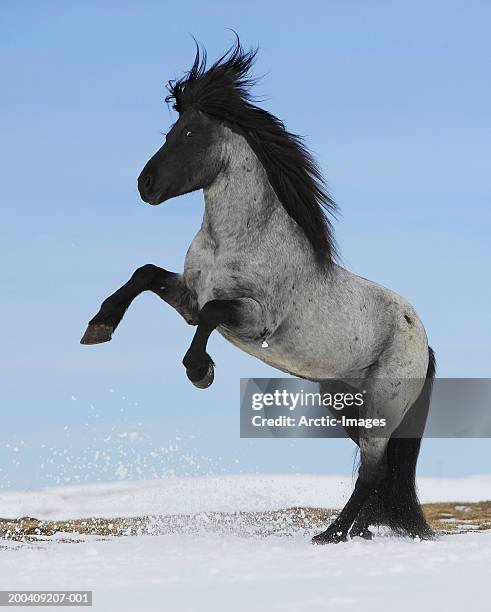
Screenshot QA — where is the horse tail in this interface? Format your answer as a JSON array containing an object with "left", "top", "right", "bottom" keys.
[{"left": 371, "top": 346, "right": 436, "bottom": 537}]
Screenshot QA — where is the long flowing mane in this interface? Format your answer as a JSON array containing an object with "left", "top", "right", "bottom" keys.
[{"left": 166, "top": 39, "right": 338, "bottom": 264}]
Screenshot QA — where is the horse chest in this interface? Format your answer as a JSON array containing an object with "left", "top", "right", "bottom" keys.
[{"left": 184, "top": 234, "right": 241, "bottom": 307}]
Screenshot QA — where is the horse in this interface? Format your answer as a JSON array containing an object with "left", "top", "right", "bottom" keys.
[{"left": 81, "top": 40, "right": 436, "bottom": 544}]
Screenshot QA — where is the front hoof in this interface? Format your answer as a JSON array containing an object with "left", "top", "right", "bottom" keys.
[
  {"left": 80, "top": 324, "right": 113, "bottom": 345},
  {"left": 186, "top": 363, "right": 214, "bottom": 389},
  {"left": 312, "top": 528, "right": 348, "bottom": 545}
]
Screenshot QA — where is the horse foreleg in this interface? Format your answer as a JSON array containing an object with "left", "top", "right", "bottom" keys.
[
  {"left": 182, "top": 298, "right": 263, "bottom": 389},
  {"left": 80, "top": 264, "right": 196, "bottom": 345},
  {"left": 312, "top": 437, "right": 388, "bottom": 544},
  {"left": 181, "top": 299, "right": 241, "bottom": 388}
]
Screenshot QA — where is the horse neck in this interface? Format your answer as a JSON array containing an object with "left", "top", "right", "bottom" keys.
[{"left": 202, "top": 131, "right": 280, "bottom": 245}]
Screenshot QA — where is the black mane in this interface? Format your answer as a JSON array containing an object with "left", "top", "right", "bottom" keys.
[{"left": 166, "top": 39, "right": 338, "bottom": 264}]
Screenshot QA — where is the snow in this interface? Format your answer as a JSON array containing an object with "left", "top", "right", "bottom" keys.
[
  {"left": 1, "top": 473, "right": 490, "bottom": 520},
  {"left": 1, "top": 475, "right": 490, "bottom": 611}
]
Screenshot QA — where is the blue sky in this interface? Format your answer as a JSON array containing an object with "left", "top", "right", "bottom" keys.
[{"left": 1, "top": 1, "right": 490, "bottom": 489}]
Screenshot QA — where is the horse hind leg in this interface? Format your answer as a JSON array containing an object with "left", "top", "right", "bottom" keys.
[
  {"left": 353, "top": 351, "right": 435, "bottom": 540},
  {"left": 311, "top": 381, "right": 388, "bottom": 543},
  {"left": 340, "top": 357, "right": 434, "bottom": 542},
  {"left": 313, "top": 372, "right": 424, "bottom": 544},
  {"left": 348, "top": 454, "right": 390, "bottom": 540},
  {"left": 349, "top": 493, "right": 377, "bottom": 540},
  {"left": 312, "top": 436, "right": 389, "bottom": 544}
]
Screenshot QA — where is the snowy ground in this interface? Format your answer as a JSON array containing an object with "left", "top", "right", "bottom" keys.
[{"left": 1, "top": 475, "right": 490, "bottom": 611}]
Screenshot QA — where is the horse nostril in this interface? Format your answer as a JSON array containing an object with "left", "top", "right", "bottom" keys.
[
  {"left": 142, "top": 173, "right": 153, "bottom": 191},
  {"left": 138, "top": 169, "right": 160, "bottom": 203}
]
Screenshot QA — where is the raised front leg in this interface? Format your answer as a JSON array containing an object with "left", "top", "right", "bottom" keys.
[
  {"left": 81, "top": 264, "right": 197, "bottom": 345},
  {"left": 182, "top": 298, "right": 263, "bottom": 389},
  {"left": 181, "top": 299, "right": 240, "bottom": 389}
]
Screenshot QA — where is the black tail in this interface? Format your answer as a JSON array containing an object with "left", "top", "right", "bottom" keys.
[{"left": 365, "top": 347, "right": 436, "bottom": 537}]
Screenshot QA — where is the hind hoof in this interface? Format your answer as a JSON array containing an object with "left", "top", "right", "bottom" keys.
[
  {"left": 80, "top": 324, "right": 113, "bottom": 345},
  {"left": 312, "top": 528, "right": 348, "bottom": 545},
  {"left": 187, "top": 363, "right": 214, "bottom": 389},
  {"left": 349, "top": 527, "right": 373, "bottom": 540}
]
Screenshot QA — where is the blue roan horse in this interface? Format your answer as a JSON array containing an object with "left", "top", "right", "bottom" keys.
[{"left": 82, "top": 40, "right": 436, "bottom": 544}]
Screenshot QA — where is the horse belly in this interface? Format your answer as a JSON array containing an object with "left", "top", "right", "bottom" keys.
[{"left": 217, "top": 324, "right": 345, "bottom": 380}]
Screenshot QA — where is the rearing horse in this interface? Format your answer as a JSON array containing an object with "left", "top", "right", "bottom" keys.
[{"left": 81, "top": 41, "right": 436, "bottom": 544}]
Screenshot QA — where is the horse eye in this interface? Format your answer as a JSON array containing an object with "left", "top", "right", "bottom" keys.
[{"left": 185, "top": 130, "right": 193, "bottom": 137}]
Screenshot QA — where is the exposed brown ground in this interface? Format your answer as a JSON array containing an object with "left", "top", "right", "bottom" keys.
[{"left": 1, "top": 501, "right": 490, "bottom": 542}]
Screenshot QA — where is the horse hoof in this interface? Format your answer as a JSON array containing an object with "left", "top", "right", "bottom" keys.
[
  {"left": 349, "top": 527, "right": 373, "bottom": 541},
  {"left": 187, "top": 363, "right": 214, "bottom": 389},
  {"left": 80, "top": 324, "right": 113, "bottom": 345},
  {"left": 312, "top": 529, "right": 347, "bottom": 545}
]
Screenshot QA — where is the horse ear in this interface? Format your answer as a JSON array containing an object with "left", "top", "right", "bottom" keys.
[
  {"left": 165, "top": 37, "right": 207, "bottom": 115},
  {"left": 165, "top": 82, "right": 180, "bottom": 113}
]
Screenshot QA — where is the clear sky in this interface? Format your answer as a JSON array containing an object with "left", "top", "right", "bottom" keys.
[{"left": 1, "top": 1, "right": 490, "bottom": 489}]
